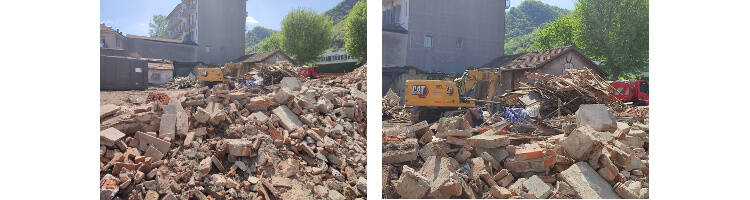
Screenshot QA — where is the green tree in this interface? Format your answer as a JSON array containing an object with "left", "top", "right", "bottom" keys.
[
  {"left": 533, "top": 13, "right": 578, "bottom": 50},
  {"left": 250, "top": 32, "right": 284, "bottom": 54},
  {"left": 148, "top": 15, "right": 169, "bottom": 38},
  {"left": 505, "top": 31, "right": 539, "bottom": 55},
  {"left": 280, "top": 8, "right": 333, "bottom": 65},
  {"left": 344, "top": 0, "right": 366, "bottom": 63},
  {"left": 574, "top": 0, "right": 649, "bottom": 78}
]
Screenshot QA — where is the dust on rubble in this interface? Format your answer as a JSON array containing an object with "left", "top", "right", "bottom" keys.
[{"left": 100, "top": 64, "right": 368, "bottom": 200}]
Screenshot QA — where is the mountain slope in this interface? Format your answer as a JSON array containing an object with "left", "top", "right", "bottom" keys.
[
  {"left": 505, "top": 0, "right": 569, "bottom": 54},
  {"left": 325, "top": 0, "right": 361, "bottom": 50},
  {"left": 245, "top": 26, "right": 278, "bottom": 54},
  {"left": 324, "top": 0, "right": 359, "bottom": 26}
]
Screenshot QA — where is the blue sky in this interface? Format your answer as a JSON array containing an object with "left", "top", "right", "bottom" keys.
[
  {"left": 510, "top": 0, "right": 575, "bottom": 10},
  {"left": 100, "top": 0, "right": 339, "bottom": 36}
]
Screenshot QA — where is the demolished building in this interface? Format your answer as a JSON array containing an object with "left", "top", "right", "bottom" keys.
[
  {"left": 382, "top": 69, "right": 648, "bottom": 199},
  {"left": 100, "top": 64, "right": 368, "bottom": 200}
]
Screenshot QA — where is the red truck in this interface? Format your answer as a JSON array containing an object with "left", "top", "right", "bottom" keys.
[
  {"left": 298, "top": 65, "right": 347, "bottom": 79},
  {"left": 610, "top": 79, "right": 649, "bottom": 105}
]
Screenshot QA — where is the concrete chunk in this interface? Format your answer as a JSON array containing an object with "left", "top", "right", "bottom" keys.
[
  {"left": 158, "top": 105, "right": 177, "bottom": 140},
  {"left": 576, "top": 104, "right": 617, "bottom": 132},
  {"left": 523, "top": 175, "right": 553, "bottom": 199},
  {"left": 280, "top": 77, "right": 302, "bottom": 91},
  {"left": 144, "top": 146, "right": 164, "bottom": 161},
  {"left": 395, "top": 165, "right": 430, "bottom": 198},
  {"left": 561, "top": 126, "right": 602, "bottom": 160},
  {"left": 100, "top": 127, "right": 125, "bottom": 147},
  {"left": 174, "top": 102, "right": 189, "bottom": 136},
  {"left": 100, "top": 104, "right": 120, "bottom": 119},
  {"left": 467, "top": 134, "right": 510, "bottom": 148},
  {"left": 225, "top": 139, "right": 252, "bottom": 157},
  {"left": 614, "top": 180, "right": 642, "bottom": 199},
  {"left": 135, "top": 131, "right": 171, "bottom": 153},
  {"left": 250, "top": 112, "right": 269, "bottom": 123},
  {"left": 560, "top": 162, "right": 620, "bottom": 199},
  {"left": 383, "top": 139, "right": 419, "bottom": 164},
  {"left": 272, "top": 105, "right": 303, "bottom": 131}
]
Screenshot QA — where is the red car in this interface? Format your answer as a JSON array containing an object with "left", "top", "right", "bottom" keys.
[{"left": 610, "top": 79, "right": 649, "bottom": 105}]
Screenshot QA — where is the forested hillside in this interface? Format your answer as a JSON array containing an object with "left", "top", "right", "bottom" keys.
[
  {"left": 505, "top": 0, "right": 569, "bottom": 54},
  {"left": 245, "top": 26, "right": 278, "bottom": 54}
]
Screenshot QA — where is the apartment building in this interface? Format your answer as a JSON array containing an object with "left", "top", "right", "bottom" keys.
[
  {"left": 382, "top": 0, "right": 506, "bottom": 73},
  {"left": 166, "top": 0, "right": 247, "bottom": 65}
]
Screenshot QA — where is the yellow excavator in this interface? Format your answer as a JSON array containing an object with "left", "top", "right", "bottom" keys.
[
  {"left": 196, "top": 62, "right": 244, "bottom": 86},
  {"left": 404, "top": 68, "right": 504, "bottom": 123}
]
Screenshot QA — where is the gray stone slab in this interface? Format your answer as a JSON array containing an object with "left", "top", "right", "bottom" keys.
[
  {"left": 135, "top": 131, "right": 171, "bottom": 153},
  {"left": 576, "top": 104, "right": 617, "bottom": 132},
  {"left": 280, "top": 77, "right": 302, "bottom": 91},
  {"left": 272, "top": 105, "right": 303, "bottom": 131},
  {"left": 523, "top": 175, "right": 552, "bottom": 199},
  {"left": 250, "top": 112, "right": 269, "bottom": 123},
  {"left": 100, "top": 104, "right": 120, "bottom": 119},
  {"left": 226, "top": 139, "right": 252, "bottom": 156},
  {"left": 144, "top": 146, "right": 164, "bottom": 161},
  {"left": 383, "top": 139, "right": 419, "bottom": 164},
  {"left": 560, "top": 162, "right": 620, "bottom": 199},
  {"left": 101, "top": 127, "right": 125, "bottom": 147},
  {"left": 158, "top": 113, "right": 176, "bottom": 140}
]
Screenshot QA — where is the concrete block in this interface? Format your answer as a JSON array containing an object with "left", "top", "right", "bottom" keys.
[
  {"left": 523, "top": 175, "right": 553, "bottom": 199},
  {"left": 383, "top": 139, "right": 419, "bottom": 164},
  {"left": 395, "top": 165, "right": 430, "bottom": 199},
  {"left": 561, "top": 126, "right": 602, "bottom": 160},
  {"left": 250, "top": 112, "right": 269, "bottom": 123},
  {"left": 158, "top": 114, "right": 176, "bottom": 140},
  {"left": 419, "top": 140, "right": 449, "bottom": 160},
  {"left": 135, "top": 131, "right": 170, "bottom": 153},
  {"left": 614, "top": 180, "right": 642, "bottom": 199},
  {"left": 560, "top": 162, "right": 620, "bottom": 199},
  {"left": 144, "top": 146, "right": 164, "bottom": 161},
  {"left": 174, "top": 102, "right": 189, "bottom": 136},
  {"left": 272, "top": 105, "right": 303, "bottom": 131},
  {"left": 575, "top": 104, "right": 617, "bottom": 132},
  {"left": 489, "top": 185, "right": 512, "bottom": 198},
  {"left": 194, "top": 107, "right": 210, "bottom": 123},
  {"left": 225, "top": 139, "right": 252, "bottom": 156},
  {"left": 280, "top": 77, "right": 301, "bottom": 91},
  {"left": 101, "top": 127, "right": 125, "bottom": 147},
  {"left": 100, "top": 104, "right": 120, "bottom": 119}
]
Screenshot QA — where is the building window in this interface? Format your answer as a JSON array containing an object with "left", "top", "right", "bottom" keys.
[
  {"left": 101, "top": 37, "right": 105, "bottom": 48},
  {"left": 205, "top": 46, "right": 210, "bottom": 53},
  {"left": 424, "top": 35, "right": 433, "bottom": 48},
  {"left": 456, "top": 39, "right": 463, "bottom": 49},
  {"left": 393, "top": 5, "right": 401, "bottom": 24}
]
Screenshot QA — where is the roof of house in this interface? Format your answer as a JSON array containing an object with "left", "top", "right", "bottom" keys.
[
  {"left": 148, "top": 62, "right": 174, "bottom": 70},
  {"left": 233, "top": 50, "right": 296, "bottom": 65},
  {"left": 125, "top": 34, "right": 197, "bottom": 45},
  {"left": 483, "top": 46, "right": 607, "bottom": 76},
  {"left": 100, "top": 24, "right": 124, "bottom": 37}
]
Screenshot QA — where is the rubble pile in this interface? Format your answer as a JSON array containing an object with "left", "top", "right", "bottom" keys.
[
  {"left": 382, "top": 89, "right": 410, "bottom": 122},
  {"left": 382, "top": 70, "right": 648, "bottom": 199},
  {"left": 500, "top": 69, "right": 626, "bottom": 118},
  {"left": 166, "top": 74, "right": 201, "bottom": 89},
  {"left": 258, "top": 61, "right": 298, "bottom": 86},
  {"left": 100, "top": 64, "right": 368, "bottom": 200}
]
